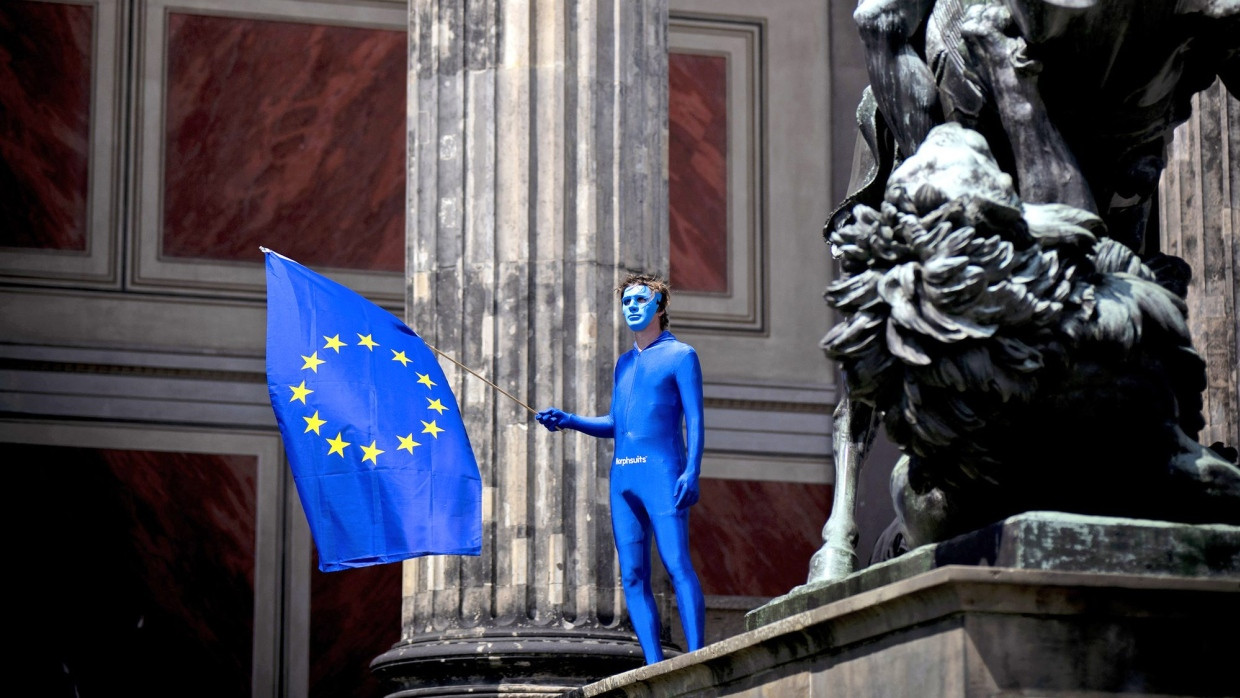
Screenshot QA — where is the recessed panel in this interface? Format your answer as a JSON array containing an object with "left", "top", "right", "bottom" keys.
[
  {"left": 0, "top": 423, "right": 288, "bottom": 695},
  {"left": 0, "top": 1, "right": 92, "bottom": 252},
  {"left": 162, "top": 13, "right": 404, "bottom": 272},
  {"left": 669, "top": 16, "right": 765, "bottom": 332},
  {"left": 0, "top": 0, "right": 121, "bottom": 285},
  {"left": 670, "top": 52, "right": 729, "bottom": 294},
  {"left": 133, "top": 0, "right": 407, "bottom": 301},
  {"left": 9, "top": 445, "right": 257, "bottom": 696},
  {"left": 690, "top": 478, "right": 830, "bottom": 597}
]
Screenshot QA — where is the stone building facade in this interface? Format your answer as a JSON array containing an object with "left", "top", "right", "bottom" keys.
[{"left": 1, "top": 0, "right": 1233, "bottom": 696}]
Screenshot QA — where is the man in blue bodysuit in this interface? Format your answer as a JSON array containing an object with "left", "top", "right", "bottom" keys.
[{"left": 536, "top": 273, "right": 706, "bottom": 664}]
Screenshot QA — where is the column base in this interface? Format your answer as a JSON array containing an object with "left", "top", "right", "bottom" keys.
[{"left": 372, "top": 627, "right": 678, "bottom": 697}]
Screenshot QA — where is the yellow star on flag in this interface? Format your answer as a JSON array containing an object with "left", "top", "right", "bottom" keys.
[
  {"left": 357, "top": 333, "right": 379, "bottom": 350},
  {"left": 326, "top": 432, "right": 350, "bottom": 456},
  {"left": 421, "top": 420, "right": 445, "bottom": 439},
  {"left": 289, "top": 381, "right": 313, "bottom": 404},
  {"left": 392, "top": 349, "right": 411, "bottom": 367},
  {"left": 323, "top": 334, "right": 346, "bottom": 352},
  {"left": 361, "top": 440, "right": 385, "bottom": 464},
  {"left": 303, "top": 410, "right": 326, "bottom": 434},
  {"left": 301, "top": 351, "right": 326, "bottom": 372},
  {"left": 426, "top": 397, "right": 448, "bottom": 414},
  {"left": 417, "top": 372, "right": 436, "bottom": 389},
  {"left": 397, "top": 434, "right": 420, "bottom": 453}
]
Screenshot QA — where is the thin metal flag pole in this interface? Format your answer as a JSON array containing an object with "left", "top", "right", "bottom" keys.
[{"left": 426, "top": 344, "right": 537, "bottom": 415}]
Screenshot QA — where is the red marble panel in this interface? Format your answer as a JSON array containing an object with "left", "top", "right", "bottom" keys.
[
  {"left": 669, "top": 52, "right": 728, "bottom": 294},
  {"left": 0, "top": 1, "right": 92, "bottom": 251},
  {"left": 310, "top": 552, "right": 400, "bottom": 698},
  {"left": 162, "top": 14, "right": 404, "bottom": 271},
  {"left": 9, "top": 445, "right": 256, "bottom": 696},
  {"left": 689, "top": 478, "right": 832, "bottom": 597}
]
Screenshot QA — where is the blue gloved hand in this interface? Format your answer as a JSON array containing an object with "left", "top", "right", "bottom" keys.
[
  {"left": 673, "top": 471, "right": 700, "bottom": 509},
  {"left": 536, "top": 407, "right": 573, "bottom": 432}
]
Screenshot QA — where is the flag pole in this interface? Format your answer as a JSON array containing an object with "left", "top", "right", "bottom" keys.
[{"left": 426, "top": 344, "right": 537, "bottom": 415}]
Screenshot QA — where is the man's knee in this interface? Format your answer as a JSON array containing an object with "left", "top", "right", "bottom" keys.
[
  {"left": 655, "top": 536, "right": 697, "bottom": 581},
  {"left": 661, "top": 556, "right": 697, "bottom": 586},
  {"left": 617, "top": 545, "right": 652, "bottom": 589},
  {"left": 619, "top": 562, "right": 645, "bottom": 585}
]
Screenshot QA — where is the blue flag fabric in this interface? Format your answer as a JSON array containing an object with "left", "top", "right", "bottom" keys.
[{"left": 263, "top": 248, "right": 482, "bottom": 571}]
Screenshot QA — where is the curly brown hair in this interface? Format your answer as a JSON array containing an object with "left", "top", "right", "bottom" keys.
[{"left": 615, "top": 273, "right": 671, "bottom": 330}]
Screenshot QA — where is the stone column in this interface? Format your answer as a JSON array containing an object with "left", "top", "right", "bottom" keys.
[
  {"left": 372, "top": 1, "right": 669, "bottom": 696},
  {"left": 1158, "top": 78, "right": 1239, "bottom": 452}
]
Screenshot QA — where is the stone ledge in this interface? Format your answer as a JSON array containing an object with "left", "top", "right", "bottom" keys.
[
  {"left": 568, "top": 565, "right": 1240, "bottom": 697},
  {"left": 748, "top": 511, "right": 1240, "bottom": 629}
]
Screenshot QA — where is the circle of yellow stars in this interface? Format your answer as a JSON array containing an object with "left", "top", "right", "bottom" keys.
[{"left": 286, "top": 331, "right": 454, "bottom": 464}]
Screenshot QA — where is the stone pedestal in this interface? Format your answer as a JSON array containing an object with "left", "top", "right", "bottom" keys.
[
  {"left": 570, "top": 513, "right": 1240, "bottom": 697},
  {"left": 371, "top": 2, "right": 671, "bottom": 697}
]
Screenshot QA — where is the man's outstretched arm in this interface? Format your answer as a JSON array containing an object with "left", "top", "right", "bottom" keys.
[{"left": 536, "top": 407, "right": 615, "bottom": 438}]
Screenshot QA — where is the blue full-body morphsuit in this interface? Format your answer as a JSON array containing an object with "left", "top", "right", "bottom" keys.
[{"left": 537, "top": 283, "right": 706, "bottom": 664}]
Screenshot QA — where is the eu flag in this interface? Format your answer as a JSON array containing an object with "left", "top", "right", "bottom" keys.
[{"left": 263, "top": 248, "right": 482, "bottom": 571}]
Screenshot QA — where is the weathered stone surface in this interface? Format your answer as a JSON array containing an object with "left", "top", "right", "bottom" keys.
[
  {"left": 570, "top": 565, "right": 1240, "bottom": 698},
  {"left": 568, "top": 515, "right": 1240, "bottom": 696},
  {"left": 751, "top": 511, "right": 1240, "bottom": 629}
]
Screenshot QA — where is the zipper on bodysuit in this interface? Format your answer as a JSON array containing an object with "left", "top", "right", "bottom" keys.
[{"left": 622, "top": 347, "right": 644, "bottom": 437}]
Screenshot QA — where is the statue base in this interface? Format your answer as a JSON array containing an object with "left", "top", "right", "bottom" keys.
[{"left": 568, "top": 512, "right": 1240, "bottom": 697}]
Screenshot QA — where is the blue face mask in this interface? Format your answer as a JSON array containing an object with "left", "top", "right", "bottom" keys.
[{"left": 621, "top": 285, "right": 662, "bottom": 332}]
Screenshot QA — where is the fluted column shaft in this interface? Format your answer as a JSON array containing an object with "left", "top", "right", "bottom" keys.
[
  {"left": 373, "top": 1, "right": 668, "bottom": 695},
  {"left": 1159, "top": 78, "right": 1239, "bottom": 450}
]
